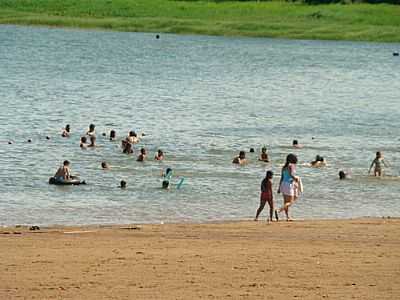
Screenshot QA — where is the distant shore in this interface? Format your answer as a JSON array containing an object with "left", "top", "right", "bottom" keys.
[
  {"left": 1, "top": 218, "right": 399, "bottom": 299},
  {"left": 1, "top": 1, "right": 400, "bottom": 42}
]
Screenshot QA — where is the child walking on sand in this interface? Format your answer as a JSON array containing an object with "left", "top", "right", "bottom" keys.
[{"left": 255, "top": 171, "right": 275, "bottom": 222}]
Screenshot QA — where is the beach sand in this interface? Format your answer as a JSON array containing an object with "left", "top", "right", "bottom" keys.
[{"left": 1, "top": 218, "right": 399, "bottom": 299}]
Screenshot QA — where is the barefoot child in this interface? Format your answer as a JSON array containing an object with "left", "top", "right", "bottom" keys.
[
  {"left": 258, "top": 147, "right": 269, "bottom": 162},
  {"left": 255, "top": 171, "right": 274, "bottom": 221},
  {"left": 368, "top": 151, "right": 388, "bottom": 177}
]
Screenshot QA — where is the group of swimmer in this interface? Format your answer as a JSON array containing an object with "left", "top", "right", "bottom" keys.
[
  {"left": 52, "top": 124, "right": 392, "bottom": 222},
  {"left": 54, "top": 123, "right": 177, "bottom": 189}
]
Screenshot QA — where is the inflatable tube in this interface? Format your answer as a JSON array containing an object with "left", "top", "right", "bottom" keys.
[
  {"left": 176, "top": 178, "right": 185, "bottom": 190},
  {"left": 49, "top": 177, "right": 86, "bottom": 185}
]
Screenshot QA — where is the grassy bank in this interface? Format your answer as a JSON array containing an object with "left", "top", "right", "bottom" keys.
[{"left": 0, "top": 0, "right": 400, "bottom": 42}]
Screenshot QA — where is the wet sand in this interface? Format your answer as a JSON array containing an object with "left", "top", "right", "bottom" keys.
[{"left": 1, "top": 218, "right": 399, "bottom": 299}]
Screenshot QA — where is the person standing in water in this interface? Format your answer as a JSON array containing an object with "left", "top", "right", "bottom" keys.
[
  {"left": 109, "top": 130, "right": 116, "bottom": 141},
  {"left": 62, "top": 124, "right": 70, "bottom": 137},
  {"left": 155, "top": 149, "right": 164, "bottom": 161},
  {"left": 276, "top": 154, "right": 300, "bottom": 221},
  {"left": 232, "top": 151, "right": 247, "bottom": 164},
  {"left": 258, "top": 147, "right": 269, "bottom": 162},
  {"left": 86, "top": 124, "right": 96, "bottom": 137},
  {"left": 255, "top": 171, "right": 275, "bottom": 222},
  {"left": 369, "top": 151, "right": 389, "bottom": 177},
  {"left": 137, "top": 148, "right": 147, "bottom": 162}
]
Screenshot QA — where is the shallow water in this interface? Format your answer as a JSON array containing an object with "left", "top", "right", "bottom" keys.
[{"left": 0, "top": 25, "right": 399, "bottom": 226}]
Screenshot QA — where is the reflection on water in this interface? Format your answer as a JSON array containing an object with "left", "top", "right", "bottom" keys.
[{"left": 0, "top": 25, "right": 399, "bottom": 225}]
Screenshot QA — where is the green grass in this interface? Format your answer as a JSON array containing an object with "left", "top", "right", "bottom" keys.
[{"left": 0, "top": 0, "right": 400, "bottom": 42}]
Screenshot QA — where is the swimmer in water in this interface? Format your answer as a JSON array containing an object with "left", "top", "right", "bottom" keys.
[
  {"left": 258, "top": 147, "right": 269, "bottom": 162},
  {"left": 127, "top": 131, "right": 139, "bottom": 144},
  {"left": 137, "top": 148, "right": 147, "bottom": 162},
  {"left": 339, "top": 170, "right": 347, "bottom": 180},
  {"left": 162, "top": 168, "right": 173, "bottom": 189},
  {"left": 80, "top": 136, "right": 88, "bottom": 148},
  {"left": 310, "top": 155, "right": 326, "bottom": 167},
  {"left": 122, "top": 141, "right": 133, "bottom": 154},
  {"left": 62, "top": 124, "right": 70, "bottom": 137},
  {"left": 292, "top": 139, "right": 303, "bottom": 149},
  {"left": 101, "top": 162, "right": 109, "bottom": 169},
  {"left": 155, "top": 149, "right": 164, "bottom": 161},
  {"left": 110, "top": 130, "right": 116, "bottom": 141},
  {"left": 53, "top": 160, "right": 72, "bottom": 182},
  {"left": 86, "top": 124, "right": 96, "bottom": 137},
  {"left": 232, "top": 151, "right": 247, "bottom": 165},
  {"left": 368, "top": 151, "right": 389, "bottom": 177},
  {"left": 88, "top": 135, "right": 97, "bottom": 147},
  {"left": 120, "top": 180, "right": 127, "bottom": 189}
]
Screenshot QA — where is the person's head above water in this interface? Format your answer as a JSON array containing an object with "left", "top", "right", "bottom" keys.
[
  {"left": 140, "top": 148, "right": 146, "bottom": 155},
  {"left": 339, "top": 171, "right": 346, "bottom": 180},
  {"left": 376, "top": 151, "right": 382, "bottom": 158},
  {"left": 266, "top": 170, "right": 273, "bottom": 179},
  {"left": 89, "top": 124, "right": 95, "bottom": 131},
  {"left": 101, "top": 162, "right": 109, "bottom": 169},
  {"left": 165, "top": 168, "right": 172, "bottom": 176},
  {"left": 120, "top": 180, "right": 127, "bottom": 188},
  {"left": 162, "top": 180, "right": 169, "bottom": 189},
  {"left": 292, "top": 140, "right": 299, "bottom": 146},
  {"left": 63, "top": 160, "right": 70, "bottom": 166},
  {"left": 261, "top": 147, "right": 267, "bottom": 154},
  {"left": 129, "top": 130, "right": 137, "bottom": 137},
  {"left": 110, "top": 130, "right": 116, "bottom": 139},
  {"left": 249, "top": 148, "right": 255, "bottom": 153},
  {"left": 158, "top": 149, "right": 163, "bottom": 156},
  {"left": 80, "top": 136, "right": 87, "bottom": 144},
  {"left": 65, "top": 124, "right": 70, "bottom": 132},
  {"left": 239, "top": 151, "right": 246, "bottom": 159}
]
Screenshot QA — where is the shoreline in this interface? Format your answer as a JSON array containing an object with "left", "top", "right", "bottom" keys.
[
  {"left": 1, "top": 1, "right": 400, "bottom": 43},
  {"left": 1, "top": 216, "right": 397, "bottom": 230},
  {"left": 2, "top": 218, "right": 400, "bottom": 299}
]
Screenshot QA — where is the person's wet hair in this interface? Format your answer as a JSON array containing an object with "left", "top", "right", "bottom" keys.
[
  {"left": 63, "top": 160, "right": 70, "bottom": 166},
  {"left": 101, "top": 162, "right": 108, "bottom": 169},
  {"left": 266, "top": 170, "right": 273, "bottom": 178},
  {"left": 89, "top": 124, "right": 95, "bottom": 131},
  {"left": 65, "top": 124, "right": 70, "bottom": 132},
  {"left": 239, "top": 151, "right": 245, "bottom": 158},
  {"left": 339, "top": 171, "right": 346, "bottom": 180},
  {"left": 249, "top": 148, "right": 255, "bottom": 153},
  {"left": 80, "top": 136, "right": 87, "bottom": 143},
  {"left": 120, "top": 180, "right": 127, "bottom": 188},
  {"left": 292, "top": 140, "right": 298, "bottom": 145}
]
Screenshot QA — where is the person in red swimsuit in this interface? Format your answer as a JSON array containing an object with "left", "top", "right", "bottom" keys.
[{"left": 254, "top": 171, "right": 275, "bottom": 222}]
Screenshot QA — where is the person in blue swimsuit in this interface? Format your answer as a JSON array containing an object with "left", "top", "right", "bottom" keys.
[{"left": 276, "top": 154, "right": 300, "bottom": 221}]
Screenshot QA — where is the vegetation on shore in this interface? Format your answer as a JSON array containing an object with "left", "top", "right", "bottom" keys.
[{"left": 0, "top": 0, "right": 400, "bottom": 42}]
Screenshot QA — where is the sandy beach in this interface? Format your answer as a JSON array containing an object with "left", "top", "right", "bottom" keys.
[{"left": 1, "top": 218, "right": 399, "bottom": 299}]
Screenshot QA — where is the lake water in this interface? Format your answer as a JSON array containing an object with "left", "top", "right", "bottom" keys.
[{"left": 0, "top": 25, "right": 399, "bottom": 226}]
